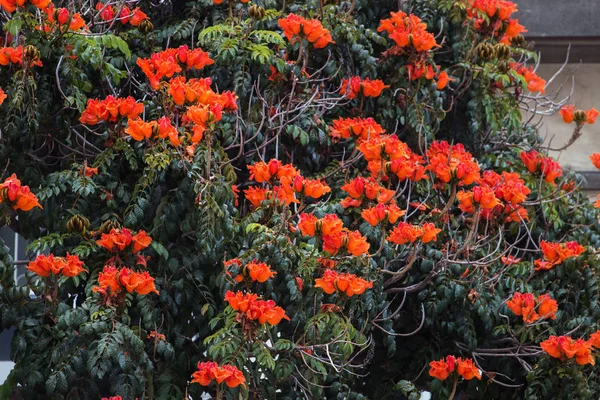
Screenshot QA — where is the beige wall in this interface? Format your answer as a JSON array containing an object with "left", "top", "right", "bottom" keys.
[{"left": 533, "top": 64, "right": 600, "bottom": 171}]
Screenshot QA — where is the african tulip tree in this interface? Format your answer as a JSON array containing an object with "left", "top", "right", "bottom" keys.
[{"left": 0, "top": 0, "right": 600, "bottom": 399}]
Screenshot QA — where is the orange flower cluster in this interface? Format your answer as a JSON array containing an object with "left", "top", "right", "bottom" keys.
[
  {"left": 361, "top": 203, "right": 405, "bottom": 226},
  {"left": 26, "top": 254, "right": 86, "bottom": 278},
  {"left": 328, "top": 117, "right": 384, "bottom": 143},
  {"left": 0, "top": 45, "right": 42, "bottom": 67},
  {"left": 520, "top": 150, "right": 562, "bottom": 185},
  {"left": 506, "top": 292, "right": 558, "bottom": 323},
  {"left": 44, "top": 5, "right": 86, "bottom": 31},
  {"left": 167, "top": 76, "right": 237, "bottom": 109},
  {"left": 427, "top": 141, "right": 480, "bottom": 185},
  {"left": 0, "top": 174, "right": 42, "bottom": 211},
  {"left": 387, "top": 222, "right": 440, "bottom": 245},
  {"left": 298, "top": 213, "right": 370, "bottom": 256},
  {"left": 534, "top": 240, "right": 585, "bottom": 271},
  {"left": 478, "top": 170, "right": 530, "bottom": 221},
  {"left": 340, "top": 177, "right": 395, "bottom": 208},
  {"left": 298, "top": 213, "right": 343, "bottom": 237},
  {"left": 125, "top": 116, "right": 181, "bottom": 147},
  {"left": 540, "top": 336, "right": 594, "bottom": 366},
  {"left": 377, "top": 11, "right": 438, "bottom": 53},
  {"left": 79, "top": 96, "right": 144, "bottom": 125},
  {"left": 148, "top": 331, "right": 166, "bottom": 341},
  {"left": 314, "top": 269, "right": 373, "bottom": 297},
  {"left": 590, "top": 153, "right": 600, "bottom": 169},
  {"left": 340, "top": 76, "right": 388, "bottom": 99},
  {"left": 429, "top": 355, "right": 481, "bottom": 381},
  {"left": 245, "top": 160, "right": 329, "bottom": 207},
  {"left": 560, "top": 105, "right": 599, "bottom": 125},
  {"left": 191, "top": 361, "right": 246, "bottom": 388},
  {"left": 224, "top": 291, "right": 289, "bottom": 325},
  {"left": 468, "top": 0, "right": 526, "bottom": 44},
  {"left": 589, "top": 331, "right": 600, "bottom": 349},
  {"left": 137, "top": 46, "right": 214, "bottom": 90},
  {"left": 226, "top": 259, "right": 277, "bottom": 283},
  {"left": 457, "top": 185, "right": 501, "bottom": 214},
  {"left": 292, "top": 175, "right": 331, "bottom": 199},
  {"left": 248, "top": 159, "right": 298, "bottom": 184},
  {"left": 96, "top": 228, "right": 152, "bottom": 253},
  {"left": 358, "top": 135, "right": 426, "bottom": 181},
  {"left": 278, "top": 14, "right": 334, "bottom": 49},
  {"left": 511, "top": 63, "right": 546, "bottom": 94},
  {"left": 92, "top": 265, "right": 159, "bottom": 297},
  {"left": 96, "top": 3, "right": 148, "bottom": 27},
  {"left": 0, "top": 0, "right": 49, "bottom": 13}
]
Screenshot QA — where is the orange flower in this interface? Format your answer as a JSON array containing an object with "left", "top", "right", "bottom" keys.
[
  {"left": 125, "top": 118, "right": 156, "bottom": 141},
  {"left": 191, "top": 361, "right": 246, "bottom": 388},
  {"left": 511, "top": 63, "right": 546, "bottom": 94},
  {"left": 0, "top": 87, "right": 6, "bottom": 105},
  {"left": 322, "top": 229, "right": 370, "bottom": 256},
  {"left": 340, "top": 177, "right": 395, "bottom": 208},
  {"left": 501, "top": 255, "right": 521, "bottom": 265},
  {"left": 129, "top": 7, "right": 149, "bottom": 26},
  {"left": 589, "top": 331, "right": 600, "bottom": 349},
  {"left": 560, "top": 104, "right": 575, "bottom": 123},
  {"left": 329, "top": 117, "right": 385, "bottom": 142},
  {"left": 244, "top": 187, "right": 268, "bottom": 208},
  {"left": 560, "top": 105, "right": 598, "bottom": 125},
  {"left": 421, "top": 223, "right": 441, "bottom": 243},
  {"left": 224, "top": 290, "right": 289, "bottom": 325},
  {"left": 520, "top": 150, "right": 563, "bottom": 185},
  {"left": 298, "top": 213, "right": 343, "bottom": 237},
  {"left": 387, "top": 222, "right": 423, "bottom": 245},
  {"left": 480, "top": 171, "right": 530, "bottom": 205},
  {"left": 278, "top": 14, "right": 334, "bottom": 49},
  {"left": 429, "top": 355, "right": 456, "bottom": 381},
  {"left": 378, "top": 11, "right": 438, "bottom": 52},
  {"left": 96, "top": 228, "right": 148, "bottom": 252},
  {"left": 80, "top": 96, "right": 144, "bottom": 125},
  {"left": 427, "top": 141, "right": 480, "bottom": 185},
  {"left": 457, "top": 186, "right": 501, "bottom": 213},
  {"left": 292, "top": 175, "right": 331, "bottom": 199},
  {"left": 340, "top": 76, "right": 388, "bottom": 99},
  {"left": 594, "top": 195, "right": 600, "bottom": 209},
  {"left": 361, "top": 203, "right": 405, "bottom": 226},
  {"left": 132, "top": 230, "right": 152, "bottom": 253},
  {"left": 246, "top": 261, "right": 276, "bottom": 283},
  {"left": 0, "top": 174, "right": 42, "bottom": 211},
  {"left": 506, "top": 292, "right": 557, "bottom": 323},
  {"left": 456, "top": 358, "right": 482, "bottom": 380},
  {"left": 436, "top": 71, "right": 455, "bottom": 90},
  {"left": 119, "top": 268, "right": 159, "bottom": 295},
  {"left": 148, "top": 331, "right": 166, "bottom": 341},
  {"left": 590, "top": 154, "right": 600, "bottom": 169},
  {"left": 541, "top": 336, "right": 595, "bottom": 366},
  {"left": 27, "top": 254, "right": 86, "bottom": 278},
  {"left": 92, "top": 265, "right": 121, "bottom": 296},
  {"left": 247, "top": 159, "right": 299, "bottom": 183},
  {"left": 407, "top": 61, "right": 435, "bottom": 81},
  {"left": 156, "top": 116, "right": 181, "bottom": 147},
  {"left": 314, "top": 269, "right": 373, "bottom": 297},
  {"left": 534, "top": 240, "right": 585, "bottom": 271}
]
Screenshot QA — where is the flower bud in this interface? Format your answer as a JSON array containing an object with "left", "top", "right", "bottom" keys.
[
  {"left": 574, "top": 110, "right": 587, "bottom": 124},
  {"left": 99, "top": 219, "right": 121, "bottom": 234},
  {"left": 138, "top": 19, "right": 154, "bottom": 35},
  {"left": 494, "top": 44, "right": 511, "bottom": 60},
  {"left": 66, "top": 214, "right": 91, "bottom": 234}
]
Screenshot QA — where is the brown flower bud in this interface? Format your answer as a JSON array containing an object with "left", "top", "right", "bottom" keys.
[
  {"left": 477, "top": 42, "right": 495, "bottom": 62},
  {"left": 99, "top": 219, "right": 121, "bottom": 234},
  {"left": 574, "top": 110, "right": 587, "bottom": 124},
  {"left": 66, "top": 215, "right": 91, "bottom": 234},
  {"left": 494, "top": 43, "right": 511, "bottom": 60},
  {"left": 138, "top": 19, "right": 154, "bottom": 35}
]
